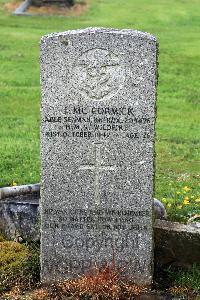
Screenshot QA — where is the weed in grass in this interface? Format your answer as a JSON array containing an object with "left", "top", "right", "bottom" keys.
[
  {"left": 59, "top": 264, "right": 143, "bottom": 299},
  {"left": 167, "top": 264, "right": 200, "bottom": 296},
  {"left": 161, "top": 185, "right": 200, "bottom": 223},
  {"left": 27, "top": 261, "right": 146, "bottom": 300},
  {"left": 153, "top": 263, "right": 200, "bottom": 299}
]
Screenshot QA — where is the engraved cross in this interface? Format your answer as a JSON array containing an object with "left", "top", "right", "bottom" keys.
[{"left": 79, "top": 143, "right": 116, "bottom": 205}]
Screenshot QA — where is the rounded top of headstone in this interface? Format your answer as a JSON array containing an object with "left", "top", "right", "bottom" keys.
[{"left": 40, "top": 27, "right": 157, "bottom": 44}]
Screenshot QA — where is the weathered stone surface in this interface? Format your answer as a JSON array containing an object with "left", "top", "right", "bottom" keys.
[
  {"left": 0, "top": 194, "right": 40, "bottom": 242},
  {"left": 154, "top": 220, "right": 200, "bottom": 266},
  {"left": 40, "top": 28, "right": 158, "bottom": 285}
]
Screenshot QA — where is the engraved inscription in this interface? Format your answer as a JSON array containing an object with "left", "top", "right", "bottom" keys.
[
  {"left": 43, "top": 106, "right": 153, "bottom": 141},
  {"left": 44, "top": 208, "right": 150, "bottom": 232},
  {"left": 73, "top": 49, "right": 125, "bottom": 100},
  {"left": 79, "top": 143, "right": 116, "bottom": 205}
]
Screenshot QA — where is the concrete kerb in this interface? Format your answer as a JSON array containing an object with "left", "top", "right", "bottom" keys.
[{"left": 0, "top": 183, "right": 40, "bottom": 200}]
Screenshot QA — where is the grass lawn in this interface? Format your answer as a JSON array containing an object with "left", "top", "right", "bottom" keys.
[{"left": 0, "top": 0, "right": 199, "bottom": 209}]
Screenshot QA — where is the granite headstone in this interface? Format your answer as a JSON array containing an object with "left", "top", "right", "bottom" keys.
[{"left": 40, "top": 28, "right": 158, "bottom": 286}]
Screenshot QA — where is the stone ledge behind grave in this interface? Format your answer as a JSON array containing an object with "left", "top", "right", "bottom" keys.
[
  {"left": 0, "top": 194, "right": 199, "bottom": 266},
  {"left": 154, "top": 219, "right": 200, "bottom": 266}
]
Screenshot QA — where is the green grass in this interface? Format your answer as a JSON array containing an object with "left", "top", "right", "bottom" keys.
[
  {"left": 166, "top": 264, "right": 200, "bottom": 296},
  {"left": 0, "top": 0, "right": 199, "bottom": 210},
  {"left": 154, "top": 263, "right": 200, "bottom": 298}
]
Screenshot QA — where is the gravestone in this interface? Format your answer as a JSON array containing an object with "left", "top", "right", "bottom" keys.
[{"left": 40, "top": 28, "right": 158, "bottom": 286}]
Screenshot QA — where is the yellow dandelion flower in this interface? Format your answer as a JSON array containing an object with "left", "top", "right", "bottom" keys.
[
  {"left": 183, "top": 198, "right": 190, "bottom": 205},
  {"left": 167, "top": 203, "right": 172, "bottom": 208},
  {"left": 177, "top": 205, "right": 182, "bottom": 209},
  {"left": 161, "top": 198, "right": 167, "bottom": 203},
  {"left": 11, "top": 181, "right": 17, "bottom": 186},
  {"left": 183, "top": 186, "right": 190, "bottom": 192},
  {"left": 183, "top": 200, "right": 189, "bottom": 205},
  {"left": 195, "top": 198, "right": 200, "bottom": 203}
]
